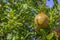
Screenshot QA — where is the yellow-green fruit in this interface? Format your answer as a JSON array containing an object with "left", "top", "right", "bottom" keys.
[
  {"left": 0, "top": 4, "right": 2, "bottom": 10},
  {"left": 34, "top": 13, "right": 49, "bottom": 30}
]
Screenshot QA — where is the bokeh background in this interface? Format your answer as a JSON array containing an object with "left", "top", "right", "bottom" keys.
[{"left": 0, "top": 0, "right": 60, "bottom": 40}]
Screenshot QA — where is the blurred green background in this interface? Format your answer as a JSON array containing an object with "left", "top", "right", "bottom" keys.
[{"left": 0, "top": 0, "right": 60, "bottom": 40}]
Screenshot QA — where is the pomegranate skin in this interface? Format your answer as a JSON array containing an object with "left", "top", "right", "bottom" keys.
[{"left": 34, "top": 13, "right": 49, "bottom": 30}]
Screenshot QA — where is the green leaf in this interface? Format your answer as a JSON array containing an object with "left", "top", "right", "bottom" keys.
[
  {"left": 40, "top": 29, "right": 47, "bottom": 40},
  {"left": 47, "top": 32, "right": 54, "bottom": 40}
]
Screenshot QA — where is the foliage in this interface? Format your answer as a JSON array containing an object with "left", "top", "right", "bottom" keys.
[{"left": 0, "top": 0, "right": 60, "bottom": 40}]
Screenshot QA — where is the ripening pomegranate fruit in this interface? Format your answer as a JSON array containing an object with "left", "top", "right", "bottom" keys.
[{"left": 34, "top": 12, "right": 49, "bottom": 30}]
